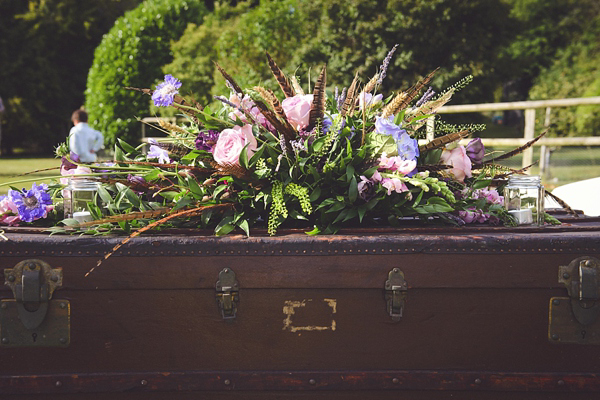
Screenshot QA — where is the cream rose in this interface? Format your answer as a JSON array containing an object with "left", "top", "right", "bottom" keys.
[
  {"left": 282, "top": 94, "right": 313, "bottom": 130},
  {"left": 213, "top": 124, "right": 258, "bottom": 166}
]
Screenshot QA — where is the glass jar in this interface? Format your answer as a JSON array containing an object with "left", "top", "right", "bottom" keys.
[
  {"left": 504, "top": 175, "right": 545, "bottom": 225},
  {"left": 64, "top": 178, "right": 100, "bottom": 223}
]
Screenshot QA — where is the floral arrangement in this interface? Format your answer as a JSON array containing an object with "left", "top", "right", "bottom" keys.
[{"left": 3, "top": 47, "right": 560, "bottom": 236}]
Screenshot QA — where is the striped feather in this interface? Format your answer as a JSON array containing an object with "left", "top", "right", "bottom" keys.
[
  {"left": 213, "top": 162, "right": 252, "bottom": 180},
  {"left": 85, "top": 204, "right": 234, "bottom": 276},
  {"left": 545, "top": 191, "right": 579, "bottom": 217},
  {"left": 77, "top": 208, "right": 171, "bottom": 228},
  {"left": 382, "top": 68, "right": 439, "bottom": 118},
  {"left": 416, "top": 164, "right": 452, "bottom": 172},
  {"left": 341, "top": 73, "right": 359, "bottom": 117},
  {"left": 254, "top": 87, "right": 297, "bottom": 134},
  {"left": 214, "top": 62, "right": 243, "bottom": 95},
  {"left": 307, "top": 65, "right": 327, "bottom": 131},
  {"left": 265, "top": 51, "right": 295, "bottom": 98},
  {"left": 419, "top": 130, "right": 471, "bottom": 152},
  {"left": 113, "top": 160, "right": 214, "bottom": 173},
  {"left": 483, "top": 130, "right": 548, "bottom": 164}
]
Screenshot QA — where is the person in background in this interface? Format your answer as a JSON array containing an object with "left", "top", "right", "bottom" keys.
[
  {"left": 0, "top": 95, "right": 5, "bottom": 156},
  {"left": 69, "top": 109, "right": 104, "bottom": 162}
]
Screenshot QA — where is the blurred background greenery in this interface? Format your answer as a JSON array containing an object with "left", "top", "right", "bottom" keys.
[{"left": 0, "top": 0, "right": 598, "bottom": 191}]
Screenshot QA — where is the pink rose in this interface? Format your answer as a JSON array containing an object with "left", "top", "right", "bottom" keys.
[
  {"left": 440, "top": 146, "right": 472, "bottom": 182},
  {"left": 213, "top": 124, "right": 258, "bottom": 166},
  {"left": 282, "top": 94, "right": 313, "bottom": 130}
]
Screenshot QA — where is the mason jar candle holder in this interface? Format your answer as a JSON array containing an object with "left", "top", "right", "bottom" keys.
[
  {"left": 64, "top": 178, "right": 100, "bottom": 223},
  {"left": 504, "top": 175, "right": 545, "bottom": 226}
]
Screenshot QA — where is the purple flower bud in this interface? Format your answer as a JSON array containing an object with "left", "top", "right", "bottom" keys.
[
  {"left": 195, "top": 130, "right": 219, "bottom": 152},
  {"left": 466, "top": 138, "right": 485, "bottom": 164}
]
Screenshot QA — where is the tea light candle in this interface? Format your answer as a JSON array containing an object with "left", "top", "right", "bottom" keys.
[
  {"left": 73, "top": 211, "right": 93, "bottom": 224},
  {"left": 508, "top": 209, "right": 533, "bottom": 225}
]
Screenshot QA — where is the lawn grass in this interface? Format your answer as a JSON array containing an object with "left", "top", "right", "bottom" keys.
[{"left": 0, "top": 158, "right": 61, "bottom": 195}]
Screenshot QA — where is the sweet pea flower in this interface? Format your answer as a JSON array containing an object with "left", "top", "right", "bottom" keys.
[
  {"left": 378, "top": 153, "right": 417, "bottom": 176},
  {"left": 282, "top": 94, "right": 313, "bottom": 130},
  {"left": 0, "top": 196, "right": 20, "bottom": 226},
  {"left": 359, "top": 92, "right": 383, "bottom": 110},
  {"left": 466, "top": 138, "right": 485, "bottom": 164},
  {"left": 213, "top": 124, "right": 258, "bottom": 166},
  {"left": 374, "top": 115, "right": 405, "bottom": 141},
  {"left": 440, "top": 145, "right": 472, "bottom": 182},
  {"left": 381, "top": 178, "right": 408, "bottom": 195}
]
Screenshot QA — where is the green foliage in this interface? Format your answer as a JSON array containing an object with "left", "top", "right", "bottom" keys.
[
  {"left": 529, "top": 15, "right": 600, "bottom": 136},
  {"left": 0, "top": 0, "right": 142, "bottom": 154},
  {"left": 84, "top": 0, "right": 208, "bottom": 148},
  {"left": 166, "top": 0, "right": 514, "bottom": 106}
]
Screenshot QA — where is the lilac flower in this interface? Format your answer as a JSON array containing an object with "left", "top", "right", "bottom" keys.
[
  {"left": 336, "top": 87, "right": 347, "bottom": 112},
  {"left": 8, "top": 183, "right": 52, "bottom": 223},
  {"left": 377, "top": 44, "right": 399, "bottom": 85},
  {"left": 195, "top": 130, "right": 219, "bottom": 152},
  {"left": 466, "top": 138, "right": 485, "bottom": 164},
  {"left": 414, "top": 87, "right": 435, "bottom": 108},
  {"left": 152, "top": 74, "right": 182, "bottom": 107},
  {"left": 147, "top": 139, "right": 171, "bottom": 164}
]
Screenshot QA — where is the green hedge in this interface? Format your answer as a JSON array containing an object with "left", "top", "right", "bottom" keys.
[{"left": 85, "top": 0, "right": 207, "bottom": 147}]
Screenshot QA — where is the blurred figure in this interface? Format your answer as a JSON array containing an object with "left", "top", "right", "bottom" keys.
[
  {"left": 0, "top": 95, "right": 4, "bottom": 156},
  {"left": 69, "top": 109, "right": 104, "bottom": 162}
]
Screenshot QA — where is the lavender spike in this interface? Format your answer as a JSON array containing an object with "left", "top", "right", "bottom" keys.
[
  {"left": 377, "top": 44, "right": 399, "bottom": 85},
  {"left": 414, "top": 87, "right": 436, "bottom": 108},
  {"left": 337, "top": 87, "right": 347, "bottom": 112}
]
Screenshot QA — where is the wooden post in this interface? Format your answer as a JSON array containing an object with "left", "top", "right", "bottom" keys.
[
  {"left": 426, "top": 117, "right": 435, "bottom": 142},
  {"left": 523, "top": 108, "right": 536, "bottom": 169},
  {"left": 540, "top": 107, "right": 552, "bottom": 176}
]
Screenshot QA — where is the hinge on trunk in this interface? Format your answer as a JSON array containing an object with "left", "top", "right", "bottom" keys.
[
  {"left": 549, "top": 256, "right": 600, "bottom": 344},
  {"left": 1, "top": 259, "right": 70, "bottom": 347},
  {"left": 385, "top": 268, "right": 407, "bottom": 322},
  {"left": 216, "top": 268, "right": 239, "bottom": 320}
]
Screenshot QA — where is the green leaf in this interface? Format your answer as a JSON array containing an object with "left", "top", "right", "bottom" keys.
[
  {"left": 118, "top": 138, "right": 137, "bottom": 154},
  {"left": 412, "top": 190, "right": 424, "bottom": 207},
  {"left": 326, "top": 202, "right": 346, "bottom": 213},
  {"left": 237, "top": 219, "right": 250, "bottom": 237},
  {"left": 239, "top": 144, "right": 250, "bottom": 170},
  {"left": 311, "top": 136, "right": 326, "bottom": 153},
  {"left": 249, "top": 145, "right": 265, "bottom": 167},
  {"left": 309, "top": 187, "right": 321, "bottom": 202},
  {"left": 472, "top": 179, "right": 493, "bottom": 190},
  {"left": 305, "top": 226, "right": 321, "bottom": 236},
  {"left": 348, "top": 175, "right": 358, "bottom": 203},
  {"left": 124, "top": 187, "right": 142, "bottom": 208},
  {"left": 143, "top": 169, "right": 162, "bottom": 182},
  {"left": 345, "top": 165, "right": 355, "bottom": 182},
  {"left": 187, "top": 177, "right": 204, "bottom": 197},
  {"left": 114, "top": 145, "right": 125, "bottom": 162},
  {"left": 173, "top": 196, "right": 194, "bottom": 211},
  {"left": 215, "top": 215, "right": 234, "bottom": 236},
  {"left": 358, "top": 206, "right": 367, "bottom": 222},
  {"left": 97, "top": 185, "right": 113, "bottom": 204}
]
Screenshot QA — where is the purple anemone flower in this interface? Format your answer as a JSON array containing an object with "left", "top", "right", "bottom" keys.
[
  {"left": 152, "top": 74, "right": 182, "bottom": 107},
  {"left": 466, "top": 138, "right": 485, "bottom": 164},
  {"left": 195, "top": 130, "right": 219, "bottom": 152},
  {"left": 8, "top": 183, "right": 52, "bottom": 223},
  {"left": 147, "top": 139, "right": 171, "bottom": 164}
]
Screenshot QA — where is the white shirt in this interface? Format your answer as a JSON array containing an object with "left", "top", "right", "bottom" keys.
[{"left": 69, "top": 122, "right": 104, "bottom": 162}]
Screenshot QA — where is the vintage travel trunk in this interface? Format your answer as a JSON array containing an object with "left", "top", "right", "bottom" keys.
[{"left": 1, "top": 212, "right": 600, "bottom": 399}]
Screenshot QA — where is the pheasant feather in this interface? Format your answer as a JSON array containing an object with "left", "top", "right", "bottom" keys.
[
  {"left": 341, "top": 73, "right": 359, "bottom": 117},
  {"left": 419, "top": 130, "right": 471, "bottom": 152},
  {"left": 307, "top": 65, "right": 327, "bottom": 131},
  {"left": 85, "top": 203, "right": 235, "bottom": 276},
  {"left": 265, "top": 51, "right": 295, "bottom": 98},
  {"left": 483, "top": 130, "right": 547, "bottom": 164},
  {"left": 545, "top": 191, "right": 579, "bottom": 217},
  {"left": 214, "top": 62, "right": 243, "bottom": 95}
]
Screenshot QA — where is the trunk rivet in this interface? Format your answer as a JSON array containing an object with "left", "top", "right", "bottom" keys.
[
  {"left": 1, "top": 303, "right": 6, "bottom": 309},
  {"left": 55, "top": 381, "right": 62, "bottom": 387},
  {"left": 393, "top": 268, "right": 399, "bottom": 273},
  {"left": 552, "top": 334, "right": 559, "bottom": 340},
  {"left": 309, "top": 379, "right": 316, "bottom": 385},
  {"left": 562, "top": 273, "right": 570, "bottom": 279},
  {"left": 553, "top": 299, "right": 561, "bottom": 306},
  {"left": 1, "top": 338, "right": 8, "bottom": 344},
  {"left": 392, "top": 378, "right": 399, "bottom": 384},
  {"left": 224, "top": 379, "right": 231, "bottom": 386},
  {"left": 474, "top": 378, "right": 482, "bottom": 385},
  {"left": 59, "top": 337, "right": 67, "bottom": 344},
  {"left": 51, "top": 275, "right": 59, "bottom": 282},
  {"left": 7, "top": 275, "right": 15, "bottom": 282},
  {"left": 558, "top": 380, "right": 565, "bottom": 386},
  {"left": 140, "top": 380, "right": 148, "bottom": 386},
  {"left": 59, "top": 303, "right": 67, "bottom": 309}
]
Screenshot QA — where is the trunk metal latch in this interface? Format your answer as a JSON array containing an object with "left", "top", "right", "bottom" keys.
[
  {"left": 385, "top": 268, "right": 408, "bottom": 322},
  {"left": 1, "top": 259, "right": 70, "bottom": 347},
  {"left": 549, "top": 256, "right": 600, "bottom": 344},
  {"left": 216, "top": 268, "right": 239, "bottom": 320}
]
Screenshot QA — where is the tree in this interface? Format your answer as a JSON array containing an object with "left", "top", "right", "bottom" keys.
[{"left": 0, "top": 0, "right": 142, "bottom": 154}]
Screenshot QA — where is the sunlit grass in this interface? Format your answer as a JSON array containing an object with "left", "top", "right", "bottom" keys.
[{"left": 0, "top": 158, "right": 61, "bottom": 194}]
